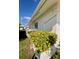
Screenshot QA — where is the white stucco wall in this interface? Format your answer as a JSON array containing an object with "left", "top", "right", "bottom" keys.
[{"left": 32, "top": 3, "right": 58, "bottom": 31}]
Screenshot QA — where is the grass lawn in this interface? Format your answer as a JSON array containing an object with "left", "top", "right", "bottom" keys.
[
  {"left": 19, "top": 38, "right": 35, "bottom": 59},
  {"left": 19, "top": 38, "right": 28, "bottom": 59}
]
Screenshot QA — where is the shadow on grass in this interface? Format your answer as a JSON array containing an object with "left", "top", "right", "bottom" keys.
[{"left": 19, "top": 30, "right": 27, "bottom": 41}]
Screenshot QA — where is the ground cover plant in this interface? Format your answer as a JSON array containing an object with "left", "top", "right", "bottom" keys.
[{"left": 29, "top": 30, "right": 57, "bottom": 53}]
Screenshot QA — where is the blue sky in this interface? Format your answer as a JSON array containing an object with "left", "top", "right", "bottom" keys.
[{"left": 19, "top": 0, "right": 40, "bottom": 27}]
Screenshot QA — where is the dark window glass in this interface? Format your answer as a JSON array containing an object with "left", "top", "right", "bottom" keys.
[{"left": 35, "top": 22, "right": 38, "bottom": 29}]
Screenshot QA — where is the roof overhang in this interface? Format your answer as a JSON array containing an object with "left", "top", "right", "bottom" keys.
[{"left": 29, "top": 0, "right": 58, "bottom": 25}]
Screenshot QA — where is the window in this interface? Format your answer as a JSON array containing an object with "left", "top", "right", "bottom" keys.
[{"left": 35, "top": 22, "right": 38, "bottom": 29}]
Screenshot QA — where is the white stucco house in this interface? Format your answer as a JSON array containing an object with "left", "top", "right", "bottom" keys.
[
  {"left": 29, "top": 0, "right": 60, "bottom": 43},
  {"left": 28, "top": 0, "right": 60, "bottom": 58}
]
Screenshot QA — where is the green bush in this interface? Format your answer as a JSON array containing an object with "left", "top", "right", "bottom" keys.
[{"left": 29, "top": 31, "right": 57, "bottom": 53}]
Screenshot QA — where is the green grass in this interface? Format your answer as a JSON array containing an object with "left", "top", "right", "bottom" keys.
[
  {"left": 19, "top": 38, "right": 35, "bottom": 59},
  {"left": 19, "top": 39, "right": 27, "bottom": 59}
]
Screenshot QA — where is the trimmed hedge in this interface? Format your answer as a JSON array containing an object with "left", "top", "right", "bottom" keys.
[{"left": 29, "top": 31, "right": 57, "bottom": 53}]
